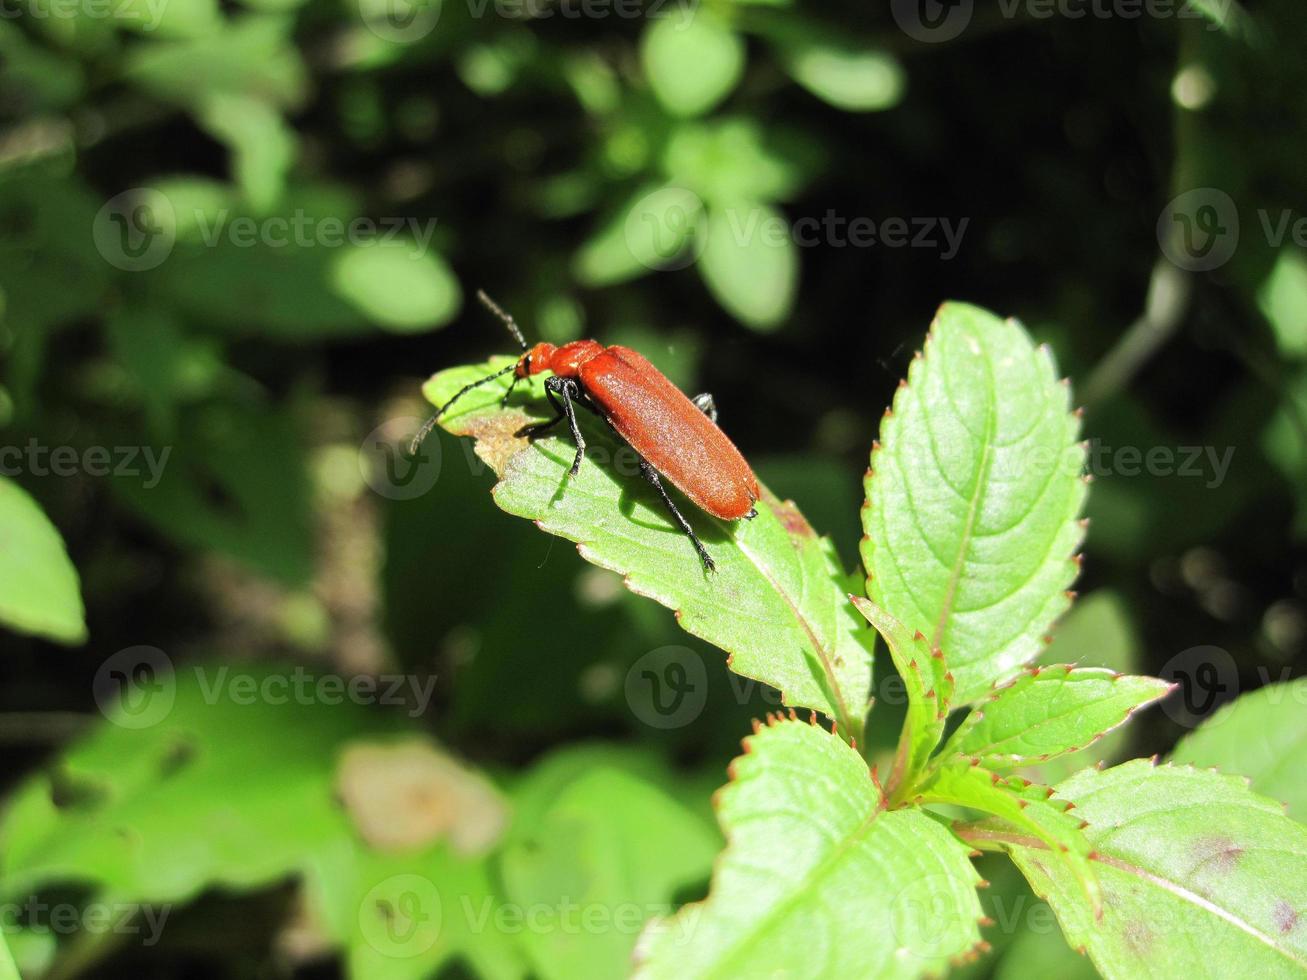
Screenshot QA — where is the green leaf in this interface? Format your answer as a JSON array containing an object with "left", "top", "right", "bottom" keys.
[
  {"left": 573, "top": 183, "right": 706, "bottom": 287},
  {"left": 1258, "top": 248, "right": 1307, "bottom": 360},
  {"left": 148, "top": 176, "right": 235, "bottom": 242},
  {"left": 421, "top": 360, "right": 873, "bottom": 738},
  {"left": 155, "top": 184, "right": 413, "bottom": 339},
  {"left": 995, "top": 761, "right": 1307, "bottom": 979},
  {"left": 310, "top": 740, "right": 521, "bottom": 980},
  {"left": 237, "top": 0, "right": 311, "bottom": 10},
  {"left": 0, "top": 665, "right": 396, "bottom": 901},
  {"left": 699, "top": 202, "right": 798, "bottom": 331},
  {"left": 849, "top": 596, "right": 951, "bottom": 795},
  {"left": 993, "top": 922, "right": 1098, "bottom": 980},
  {"left": 662, "top": 117, "right": 814, "bottom": 206},
  {"left": 0, "top": 476, "right": 86, "bottom": 645},
  {"left": 326, "top": 847, "right": 524, "bottom": 980},
  {"left": 501, "top": 767, "right": 718, "bottom": 980},
  {"left": 107, "top": 399, "right": 314, "bottom": 585},
  {"left": 0, "top": 921, "right": 20, "bottom": 980},
  {"left": 939, "top": 666, "right": 1171, "bottom": 769},
  {"left": 641, "top": 12, "right": 744, "bottom": 118},
  {"left": 1186, "top": 0, "right": 1253, "bottom": 38},
  {"left": 120, "top": 0, "right": 222, "bottom": 38},
  {"left": 123, "top": 14, "right": 307, "bottom": 110},
  {"left": 779, "top": 40, "right": 905, "bottom": 112},
  {"left": 106, "top": 303, "right": 224, "bottom": 437},
  {"left": 329, "top": 241, "right": 463, "bottom": 334},
  {"left": 634, "top": 719, "right": 984, "bottom": 978},
  {"left": 196, "top": 92, "right": 295, "bottom": 212},
  {"left": 1171, "top": 677, "right": 1307, "bottom": 822},
  {"left": 313, "top": 848, "right": 522, "bottom": 980},
  {"left": 917, "top": 763, "right": 1099, "bottom": 914},
  {"left": 861, "top": 302, "right": 1086, "bottom": 705},
  {"left": 1025, "top": 590, "right": 1144, "bottom": 785},
  {"left": 0, "top": 21, "right": 84, "bottom": 110}
]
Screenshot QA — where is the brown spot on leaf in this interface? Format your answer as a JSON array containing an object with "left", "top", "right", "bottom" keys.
[
  {"left": 1124, "top": 918, "right": 1154, "bottom": 955},
  {"left": 771, "top": 497, "right": 816, "bottom": 541},
  {"left": 1191, "top": 835, "right": 1245, "bottom": 875},
  {"left": 1274, "top": 900, "right": 1299, "bottom": 935}
]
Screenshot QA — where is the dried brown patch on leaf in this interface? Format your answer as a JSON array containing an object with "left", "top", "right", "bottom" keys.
[
  {"left": 454, "top": 408, "right": 536, "bottom": 474},
  {"left": 336, "top": 738, "right": 508, "bottom": 856}
]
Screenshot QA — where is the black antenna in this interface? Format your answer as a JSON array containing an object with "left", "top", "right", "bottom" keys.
[
  {"left": 408, "top": 291, "right": 527, "bottom": 455},
  {"left": 477, "top": 289, "right": 527, "bottom": 350}
]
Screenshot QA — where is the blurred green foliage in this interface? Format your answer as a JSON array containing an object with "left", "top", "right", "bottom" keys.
[{"left": 1, "top": 0, "right": 1307, "bottom": 976}]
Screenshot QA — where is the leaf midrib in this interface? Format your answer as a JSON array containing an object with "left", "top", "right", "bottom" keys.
[
  {"left": 970, "top": 804, "right": 1307, "bottom": 972},
  {"left": 929, "top": 343, "right": 998, "bottom": 653},
  {"left": 1092, "top": 850, "right": 1307, "bottom": 971},
  {"left": 505, "top": 412, "right": 862, "bottom": 737},
  {"left": 959, "top": 678, "right": 1155, "bottom": 759},
  {"left": 701, "top": 799, "right": 885, "bottom": 980},
  {"left": 734, "top": 535, "right": 857, "bottom": 738}
]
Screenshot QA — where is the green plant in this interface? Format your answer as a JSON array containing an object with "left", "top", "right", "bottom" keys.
[{"left": 417, "top": 301, "right": 1307, "bottom": 977}]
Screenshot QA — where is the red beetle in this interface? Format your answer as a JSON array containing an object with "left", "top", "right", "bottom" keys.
[{"left": 412, "top": 291, "right": 759, "bottom": 571}]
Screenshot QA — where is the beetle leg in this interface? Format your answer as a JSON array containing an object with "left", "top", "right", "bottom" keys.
[
  {"left": 558, "top": 380, "right": 587, "bottom": 476},
  {"left": 519, "top": 378, "right": 588, "bottom": 476},
  {"left": 691, "top": 392, "right": 718, "bottom": 424},
  {"left": 519, "top": 389, "right": 564, "bottom": 437},
  {"left": 532, "top": 376, "right": 585, "bottom": 476},
  {"left": 638, "top": 458, "right": 716, "bottom": 574}
]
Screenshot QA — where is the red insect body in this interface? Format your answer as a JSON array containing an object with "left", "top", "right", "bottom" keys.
[
  {"left": 414, "top": 293, "right": 760, "bottom": 571},
  {"left": 518, "top": 340, "right": 759, "bottom": 520}
]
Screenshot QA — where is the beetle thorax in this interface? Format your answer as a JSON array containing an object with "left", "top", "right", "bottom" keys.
[{"left": 526, "top": 339, "right": 605, "bottom": 378}]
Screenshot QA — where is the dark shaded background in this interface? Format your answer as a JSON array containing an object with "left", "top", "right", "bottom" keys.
[{"left": 2, "top": 0, "right": 1306, "bottom": 975}]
